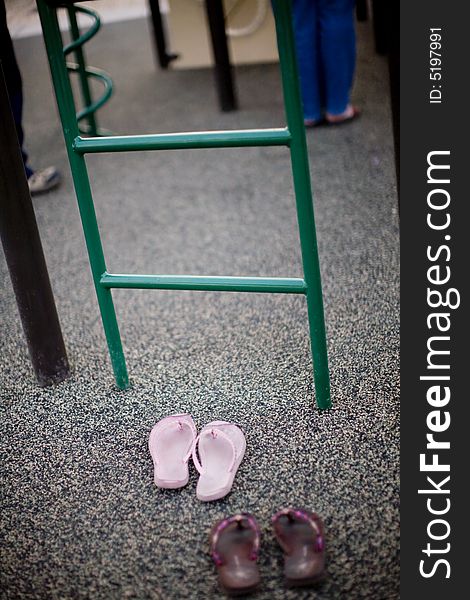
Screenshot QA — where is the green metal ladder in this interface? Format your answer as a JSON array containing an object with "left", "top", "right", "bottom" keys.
[{"left": 37, "top": 0, "right": 331, "bottom": 409}]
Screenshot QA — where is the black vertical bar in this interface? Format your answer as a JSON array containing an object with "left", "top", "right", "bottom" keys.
[
  {"left": 356, "top": 0, "right": 368, "bottom": 22},
  {"left": 388, "top": 0, "right": 399, "bottom": 199},
  {"left": 372, "top": 0, "right": 389, "bottom": 55},
  {"left": 0, "top": 65, "right": 70, "bottom": 385},
  {"left": 147, "top": 0, "right": 178, "bottom": 69},
  {"left": 204, "top": 0, "right": 237, "bottom": 111}
]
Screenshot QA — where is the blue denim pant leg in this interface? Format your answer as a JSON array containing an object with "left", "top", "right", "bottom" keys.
[
  {"left": 292, "top": 0, "right": 322, "bottom": 121},
  {"left": 9, "top": 90, "right": 33, "bottom": 178},
  {"left": 292, "top": 0, "right": 356, "bottom": 119},
  {"left": 318, "top": 0, "right": 356, "bottom": 115}
]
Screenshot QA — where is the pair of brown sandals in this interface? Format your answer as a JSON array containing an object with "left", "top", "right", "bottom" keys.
[{"left": 209, "top": 508, "right": 325, "bottom": 596}]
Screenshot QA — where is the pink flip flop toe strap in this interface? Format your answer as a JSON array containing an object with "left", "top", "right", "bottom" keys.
[
  {"left": 191, "top": 427, "right": 237, "bottom": 475},
  {"left": 272, "top": 508, "right": 324, "bottom": 553},
  {"left": 151, "top": 418, "right": 195, "bottom": 465},
  {"left": 210, "top": 513, "right": 261, "bottom": 566}
]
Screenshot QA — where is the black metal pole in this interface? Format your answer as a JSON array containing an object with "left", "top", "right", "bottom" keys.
[
  {"left": 356, "top": 0, "right": 368, "bottom": 22},
  {"left": 0, "top": 65, "right": 70, "bottom": 385},
  {"left": 372, "top": 0, "right": 389, "bottom": 55},
  {"left": 204, "top": 0, "right": 237, "bottom": 111},
  {"left": 388, "top": 1, "right": 399, "bottom": 194},
  {"left": 147, "top": 0, "right": 178, "bottom": 69}
]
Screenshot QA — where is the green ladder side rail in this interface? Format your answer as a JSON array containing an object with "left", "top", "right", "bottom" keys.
[
  {"left": 63, "top": 4, "right": 113, "bottom": 136},
  {"left": 37, "top": 0, "right": 331, "bottom": 409}
]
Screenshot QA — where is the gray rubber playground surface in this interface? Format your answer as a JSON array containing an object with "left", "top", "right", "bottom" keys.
[{"left": 1, "top": 16, "right": 399, "bottom": 600}]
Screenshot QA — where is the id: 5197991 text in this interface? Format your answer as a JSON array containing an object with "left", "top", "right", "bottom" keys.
[{"left": 429, "top": 28, "right": 442, "bottom": 104}]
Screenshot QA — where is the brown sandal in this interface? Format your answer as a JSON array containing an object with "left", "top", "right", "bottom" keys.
[
  {"left": 209, "top": 513, "right": 261, "bottom": 596},
  {"left": 272, "top": 508, "right": 326, "bottom": 587}
]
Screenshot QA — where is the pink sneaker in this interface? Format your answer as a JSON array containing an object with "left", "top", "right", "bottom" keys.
[
  {"left": 192, "top": 421, "right": 246, "bottom": 502},
  {"left": 148, "top": 413, "right": 197, "bottom": 489}
]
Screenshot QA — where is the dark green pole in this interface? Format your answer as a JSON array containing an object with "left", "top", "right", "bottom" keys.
[
  {"left": 0, "top": 64, "right": 70, "bottom": 386},
  {"left": 272, "top": 0, "right": 331, "bottom": 409},
  {"left": 66, "top": 4, "right": 98, "bottom": 136},
  {"left": 36, "top": 0, "right": 128, "bottom": 389}
]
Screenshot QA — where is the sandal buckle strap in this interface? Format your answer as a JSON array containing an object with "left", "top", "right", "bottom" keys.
[{"left": 314, "top": 535, "right": 324, "bottom": 553}]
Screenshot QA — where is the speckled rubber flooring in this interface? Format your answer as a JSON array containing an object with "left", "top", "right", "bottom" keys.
[{"left": 0, "top": 16, "right": 399, "bottom": 600}]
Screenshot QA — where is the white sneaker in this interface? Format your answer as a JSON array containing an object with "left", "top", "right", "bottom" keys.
[{"left": 28, "top": 166, "right": 61, "bottom": 195}]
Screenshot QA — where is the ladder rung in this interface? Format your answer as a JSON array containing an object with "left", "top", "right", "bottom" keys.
[
  {"left": 73, "top": 128, "right": 291, "bottom": 154},
  {"left": 100, "top": 273, "right": 307, "bottom": 294}
]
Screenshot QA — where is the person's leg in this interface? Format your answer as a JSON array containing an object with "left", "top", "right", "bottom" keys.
[
  {"left": 318, "top": 0, "right": 357, "bottom": 118},
  {"left": 292, "top": 0, "right": 322, "bottom": 123},
  {"left": 1, "top": 1, "right": 60, "bottom": 193},
  {"left": 8, "top": 89, "right": 34, "bottom": 178},
  {"left": 0, "top": 0, "right": 32, "bottom": 176}
]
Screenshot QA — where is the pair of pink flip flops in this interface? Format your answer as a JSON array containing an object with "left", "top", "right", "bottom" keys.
[
  {"left": 210, "top": 509, "right": 326, "bottom": 595},
  {"left": 148, "top": 413, "right": 246, "bottom": 502}
]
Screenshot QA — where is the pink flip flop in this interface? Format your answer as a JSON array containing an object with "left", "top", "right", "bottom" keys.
[
  {"left": 210, "top": 513, "right": 261, "bottom": 595},
  {"left": 272, "top": 508, "right": 326, "bottom": 586},
  {"left": 148, "top": 413, "right": 197, "bottom": 489},
  {"left": 192, "top": 421, "right": 246, "bottom": 502}
]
